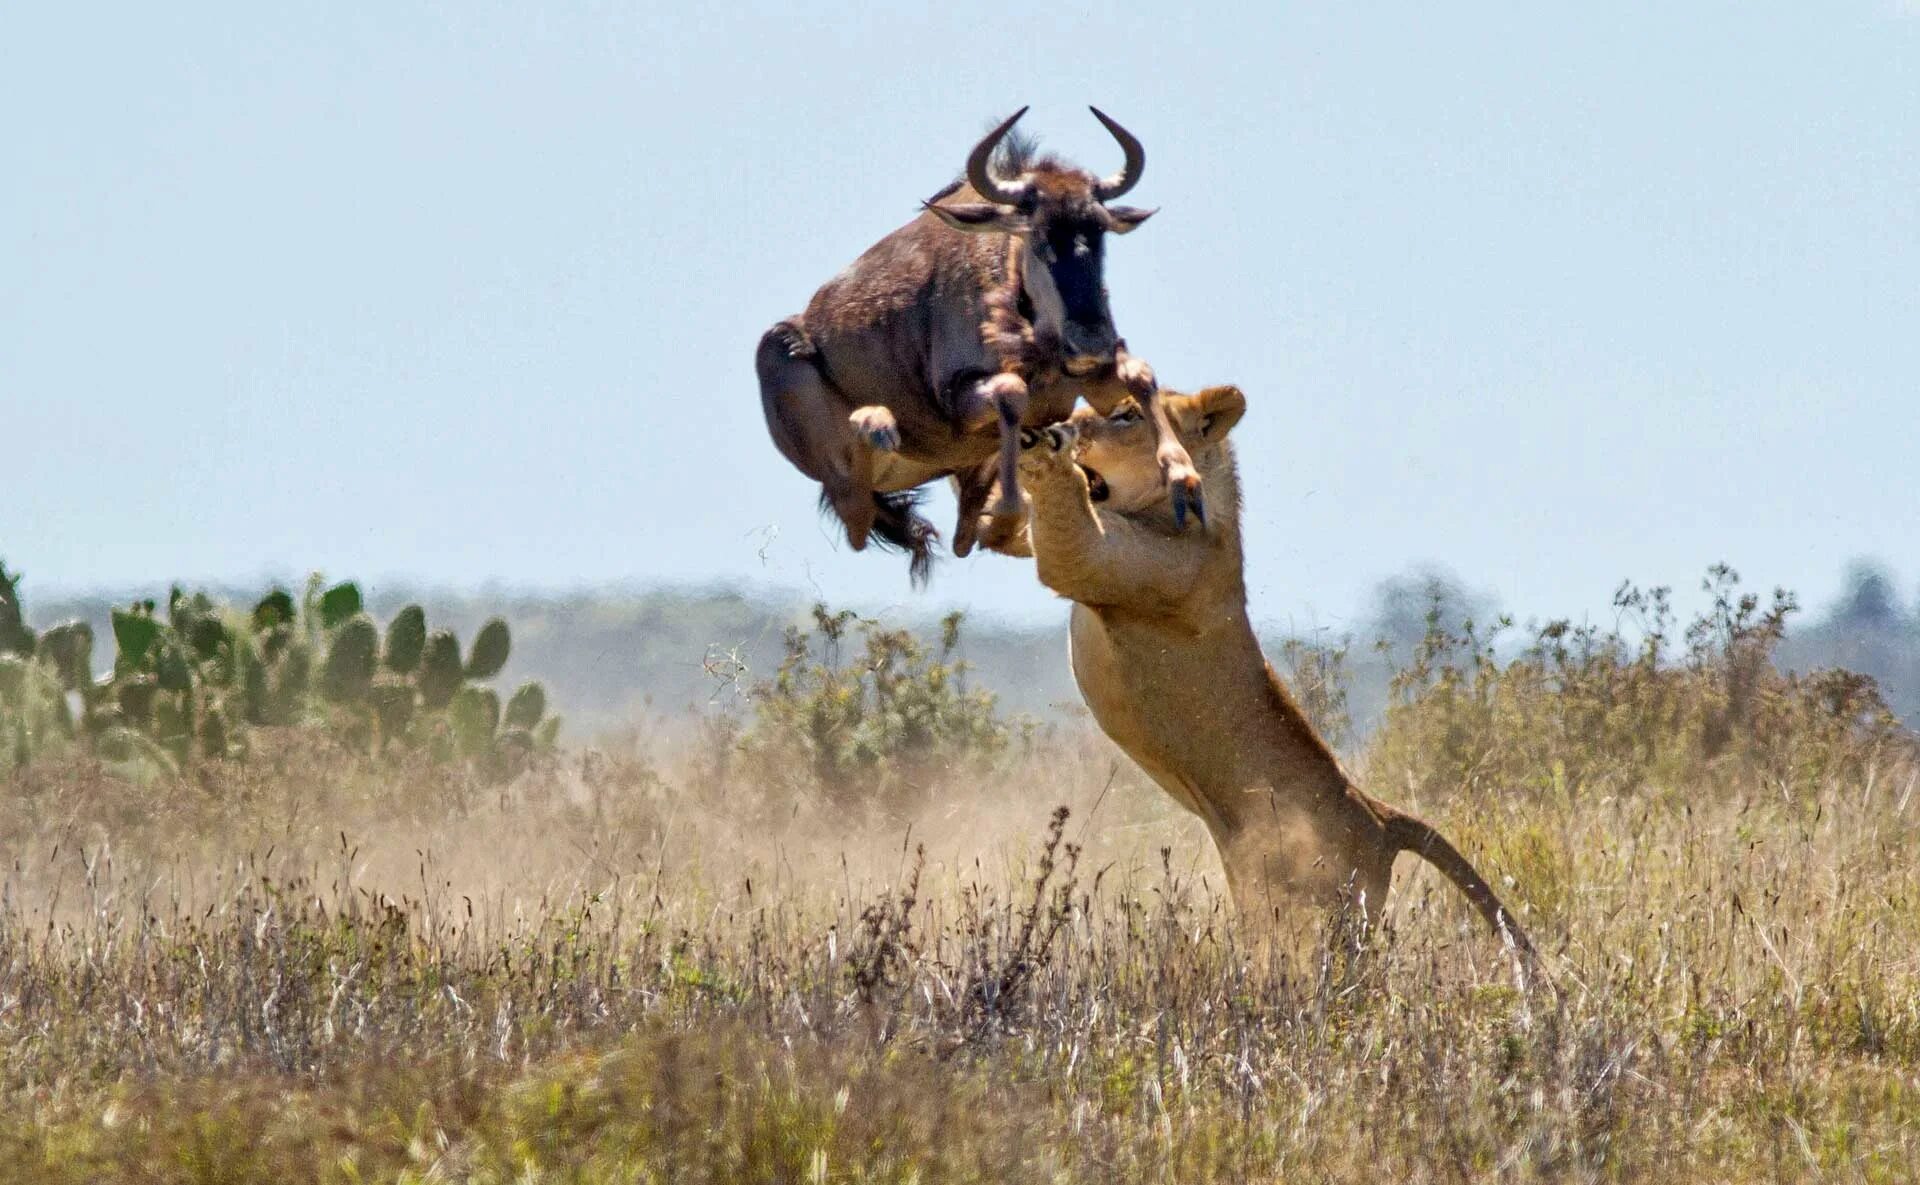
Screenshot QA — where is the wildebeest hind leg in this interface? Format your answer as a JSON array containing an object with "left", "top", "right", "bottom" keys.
[
  {"left": 757, "top": 328, "right": 876, "bottom": 549},
  {"left": 949, "top": 461, "right": 997, "bottom": 558},
  {"left": 823, "top": 442, "right": 881, "bottom": 551}
]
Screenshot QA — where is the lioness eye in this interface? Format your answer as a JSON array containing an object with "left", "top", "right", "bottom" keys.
[{"left": 1110, "top": 407, "right": 1140, "bottom": 424}]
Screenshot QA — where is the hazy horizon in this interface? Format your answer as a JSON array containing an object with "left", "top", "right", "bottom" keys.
[{"left": 7, "top": 4, "right": 1915, "bottom": 635}]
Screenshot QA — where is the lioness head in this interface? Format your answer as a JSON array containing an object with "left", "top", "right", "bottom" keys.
[{"left": 1068, "top": 385, "right": 1246, "bottom": 513}]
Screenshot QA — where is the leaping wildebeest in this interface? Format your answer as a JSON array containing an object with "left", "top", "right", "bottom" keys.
[{"left": 756, "top": 107, "right": 1201, "bottom": 583}]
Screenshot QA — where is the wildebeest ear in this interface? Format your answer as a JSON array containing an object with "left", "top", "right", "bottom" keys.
[
  {"left": 923, "top": 201, "right": 1025, "bottom": 234},
  {"left": 1100, "top": 205, "right": 1156, "bottom": 234},
  {"left": 1192, "top": 385, "right": 1247, "bottom": 441}
]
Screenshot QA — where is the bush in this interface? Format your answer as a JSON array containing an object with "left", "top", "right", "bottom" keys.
[
  {"left": 1364, "top": 564, "right": 1912, "bottom": 803},
  {"left": 733, "top": 605, "right": 1028, "bottom": 819},
  {"left": 0, "top": 561, "right": 559, "bottom": 783}
]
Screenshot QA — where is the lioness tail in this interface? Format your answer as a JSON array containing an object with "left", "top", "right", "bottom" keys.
[{"left": 1379, "top": 807, "right": 1539, "bottom": 966}]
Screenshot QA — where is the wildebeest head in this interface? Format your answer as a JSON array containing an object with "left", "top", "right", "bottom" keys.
[{"left": 926, "top": 107, "right": 1155, "bottom": 375}]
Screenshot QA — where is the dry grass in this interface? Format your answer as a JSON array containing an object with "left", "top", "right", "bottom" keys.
[{"left": 3, "top": 592, "right": 1919, "bottom": 1183}]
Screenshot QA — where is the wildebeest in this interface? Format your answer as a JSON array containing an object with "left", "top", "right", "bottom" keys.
[{"left": 756, "top": 107, "right": 1201, "bottom": 583}]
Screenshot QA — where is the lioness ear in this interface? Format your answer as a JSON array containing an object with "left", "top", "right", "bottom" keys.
[
  {"left": 1193, "top": 385, "right": 1246, "bottom": 442},
  {"left": 924, "top": 201, "right": 1026, "bottom": 235}
]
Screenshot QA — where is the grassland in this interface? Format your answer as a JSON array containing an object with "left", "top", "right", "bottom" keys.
[{"left": 3, "top": 585, "right": 1918, "bottom": 1183}]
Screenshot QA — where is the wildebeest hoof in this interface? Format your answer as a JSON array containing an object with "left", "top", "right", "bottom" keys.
[
  {"left": 1161, "top": 447, "right": 1203, "bottom": 530},
  {"left": 976, "top": 505, "right": 1029, "bottom": 553},
  {"left": 849, "top": 406, "right": 901, "bottom": 452},
  {"left": 1170, "top": 472, "right": 1205, "bottom": 530},
  {"left": 1172, "top": 479, "right": 1206, "bottom": 529},
  {"left": 1115, "top": 354, "right": 1156, "bottom": 396}
]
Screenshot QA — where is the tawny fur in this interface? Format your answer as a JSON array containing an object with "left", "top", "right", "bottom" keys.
[{"left": 1015, "top": 388, "right": 1538, "bottom": 970}]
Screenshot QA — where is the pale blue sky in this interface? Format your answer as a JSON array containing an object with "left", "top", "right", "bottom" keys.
[{"left": 5, "top": 3, "right": 1915, "bottom": 632}]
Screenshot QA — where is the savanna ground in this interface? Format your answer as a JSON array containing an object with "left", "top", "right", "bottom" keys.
[{"left": 4, "top": 575, "right": 1919, "bottom": 1183}]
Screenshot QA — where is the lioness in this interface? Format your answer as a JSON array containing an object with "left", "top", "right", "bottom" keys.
[{"left": 1014, "top": 386, "right": 1537, "bottom": 966}]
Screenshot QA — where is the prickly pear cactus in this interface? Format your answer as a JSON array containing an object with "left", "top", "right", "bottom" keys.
[
  {"left": 504, "top": 681, "right": 547, "bottom": 731},
  {"left": 37, "top": 622, "right": 93, "bottom": 692},
  {"left": 384, "top": 605, "right": 427, "bottom": 673},
  {"left": 449, "top": 685, "right": 500, "bottom": 758},
  {"left": 0, "top": 563, "right": 34, "bottom": 659},
  {"left": 252, "top": 589, "right": 295, "bottom": 632},
  {"left": 110, "top": 605, "right": 162, "bottom": 673},
  {"left": 322, "top": 615, "right": 379, "bottom": 704},
  {"left": 2, "top": 560, "right": 561, "bottom": 778},
  {"left": 466, "top": 618, "right": 511, "bottom": 680},
  {"left": 368, "top": 682, "right": 416, "bottom": 742},
  {"left": 317, "top": 581, "right": 364, "bottom": 630},
  {"left": 417, "top": 630, "right": 464, "bottom": 710},
  {"left": 0, "top": 651, "right": 74, "bottom": 771}
]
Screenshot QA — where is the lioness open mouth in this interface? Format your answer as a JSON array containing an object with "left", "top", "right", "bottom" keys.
[{"left": 1079, "top": 465, "right": 1110, "bottom": 502}]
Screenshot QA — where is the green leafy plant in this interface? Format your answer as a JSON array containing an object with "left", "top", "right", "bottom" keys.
[
  {"left": 735, "top": 605, "right": 1026, "bottom": 817},
  {"left": 1366, "top": 564, "right": 1910, "bottom": 804},
  {"left": 0, "top": 561, "right": 560, "bottom": 782}
]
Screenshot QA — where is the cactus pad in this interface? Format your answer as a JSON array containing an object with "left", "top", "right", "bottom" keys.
[
  {"left": 384, "top": 605, "right": 428, "bottom": 673},
  {"left": 449, "top": 685, "right": 500, "bottom": 757},
  {"left": 466, "top": 619, "right": 511, "bottom": 680},
  {"left": 322, "top": 615, "right": 379, "bottom": 703},
  {"left": 417, "top": 631, "right": 463, "bottom": 709},
  {"left": 504, "top": 680, "right": 547, "bottom": 731},
  {"left": 318, "top": 582, "right": 364, "bottom": 630}
]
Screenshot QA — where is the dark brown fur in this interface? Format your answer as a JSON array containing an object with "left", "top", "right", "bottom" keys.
[{"left": 755, "top": 111, "right": 1197, "bottom": 582}]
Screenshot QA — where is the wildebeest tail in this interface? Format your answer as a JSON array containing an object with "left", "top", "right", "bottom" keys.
[
  {"left": 865, "top": 488, "right": 939, "bottom": 587},
  {"left": 1377, "top": 804, "right": 1540, "bottom": 969}
]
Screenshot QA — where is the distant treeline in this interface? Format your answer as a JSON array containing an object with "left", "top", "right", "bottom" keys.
[{"left": 27, "top": 560, "right": 1920, "bottom": 740}]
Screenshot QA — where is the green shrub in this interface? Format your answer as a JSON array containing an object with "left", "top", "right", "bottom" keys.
[
  {"left": 1364, "top": 564, "right": 1911, "bottom": 803},
  {"left": 735, "top": 605, "right": 1026, "bottom": 817},
  {"left": 0, "top": 560, "right": 560, "bottom": 783}
]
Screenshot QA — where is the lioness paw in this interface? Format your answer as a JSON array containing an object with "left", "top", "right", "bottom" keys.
[
  {"left": 1019, "top": 426, "right": 1078, "bottom": 483},
  {"left": 1019, "top": 422, "right": 1076, "bottom": 453}
]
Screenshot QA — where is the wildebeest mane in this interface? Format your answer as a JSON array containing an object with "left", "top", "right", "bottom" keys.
[{"left": 927, "top": 122, "right": 1054, "bottom": 204}]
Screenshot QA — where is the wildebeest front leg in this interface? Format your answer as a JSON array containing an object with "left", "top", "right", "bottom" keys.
[
  {"left": 972, "top": 371, "right": 1031, "bottom": 551},
  {"left": 1109, "top": 346, "right": 1204, "bottom": 529}
]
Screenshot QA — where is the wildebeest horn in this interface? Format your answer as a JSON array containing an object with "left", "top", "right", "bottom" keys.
[
  {"left": 966, "top": 107, "right": 1031, "bottom": 206},
  {"left": 1089, "top": 107, "right": 1145, "bottom": 201}
]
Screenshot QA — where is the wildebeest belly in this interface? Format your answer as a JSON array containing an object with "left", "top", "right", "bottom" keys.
[{"left": 870, "top": 453, "right": 948, "bottom": 493}]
